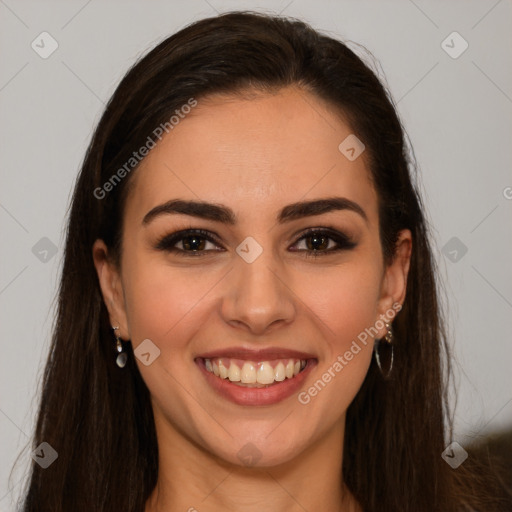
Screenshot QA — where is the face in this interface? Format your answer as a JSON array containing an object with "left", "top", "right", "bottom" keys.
[{"left": 94, "top": 86, "right": 411, "bottom": 467}]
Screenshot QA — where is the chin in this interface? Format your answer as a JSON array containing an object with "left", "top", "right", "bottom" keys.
[{"left": 207, "top": 429, "right": 309, "bottom": 469}]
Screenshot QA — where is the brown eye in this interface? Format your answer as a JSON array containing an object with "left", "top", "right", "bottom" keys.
[
  {"left": 155, "top": 229, "right": 224, "bottom": 255},
  {"left": 181, "top": 235, "right": 207, "bottom": 251},
  {"left": 304, "top": 233, "right": 332, "bottom": 251},
  {"left": 290, "top": 228, "right": 357, "bottom": 257}
]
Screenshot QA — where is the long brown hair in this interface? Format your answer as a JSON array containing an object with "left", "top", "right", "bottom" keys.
[{"left": 16, "top": 11, "right": 510, "bottom": 511}]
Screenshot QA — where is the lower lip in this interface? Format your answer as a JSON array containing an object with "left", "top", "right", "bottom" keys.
[{"left": 196, "top": 358, "right": 317, "bottom": 406}]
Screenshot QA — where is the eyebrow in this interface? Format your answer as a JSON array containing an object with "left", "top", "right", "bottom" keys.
[{"left": 142, "top": 197, "right": 368, "bottom": 225}]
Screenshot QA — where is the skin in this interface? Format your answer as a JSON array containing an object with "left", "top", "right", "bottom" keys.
[{"left": 93, "top": 86, "right": 411, "bottom": 512}]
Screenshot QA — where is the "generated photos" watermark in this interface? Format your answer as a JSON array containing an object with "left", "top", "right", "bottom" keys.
[
  {"left": 298, "top": 302, "right": 401, "bottom": 405},
  {"left": 93, "top": 97, "right": 197, "bottom": 200}
]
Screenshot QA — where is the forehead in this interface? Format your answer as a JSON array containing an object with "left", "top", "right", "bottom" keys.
[{"left": 126, "top": 86, "right": 378, "bottom": 224}]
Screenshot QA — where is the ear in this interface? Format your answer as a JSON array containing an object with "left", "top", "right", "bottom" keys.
[
  {"left": 92, "top": 239, "right": 130, "bottom": 340},
  {"left": 375, "top": 229, "right": 412, "bottom": 336}
]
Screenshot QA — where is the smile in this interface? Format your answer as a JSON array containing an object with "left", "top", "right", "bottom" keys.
[
  {"left": 195, "top": 348, "right": 318, "bottom": 406},
  {"left": 204, "top": 357, "right": 307, "bottom": 387}
]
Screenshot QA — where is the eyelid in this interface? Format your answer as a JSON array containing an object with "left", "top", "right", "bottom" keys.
[
  {"left": 154, "top": 228, "right": 225, "bottom": 252},
  {"left": 289, "top": 226, "right": 357, "bottom": 254},
  {"left": 154, "top": 226, "right": 356, "bottom": 256},
  {"left": 291, "top": 225, "right": 353, "bottom": 242}
]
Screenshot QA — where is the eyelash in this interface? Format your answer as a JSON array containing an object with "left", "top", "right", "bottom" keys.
[{"left": 155, "top": 227, "right": 356, "bottom": 258}]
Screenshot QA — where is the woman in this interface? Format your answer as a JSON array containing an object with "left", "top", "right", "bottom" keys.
[{"left": 18, "top": 11, "right": 510, "bottom": 512}]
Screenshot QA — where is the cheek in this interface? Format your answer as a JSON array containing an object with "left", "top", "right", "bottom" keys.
[
  {"left": 123, "top": 248, "right": 383, "bottom": 358},
  {"left": 293, "top": 261, "right": 381, "bottom": 405},
  {"left": 298, "top": 260, "right": 383, "bottom": 346},
  {"left": 121, "top": 252, "right": 217, "bottom": 344}
]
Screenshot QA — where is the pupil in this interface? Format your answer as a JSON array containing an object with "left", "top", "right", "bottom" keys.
[
  {"left": 183, "top": 236, "right": 205, "bottom": 251},
  {"left": 307, "top": 234, "right": 328, "bottom": 251}
]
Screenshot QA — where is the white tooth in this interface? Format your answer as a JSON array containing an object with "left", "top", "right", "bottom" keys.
[
  {"left": 257, "top": 361, "right": 275, "bottom": 384},
  {"left": 274, "top": 362, "right": 286, "bottom": 381},
  {"left": 241, "top": 362, "right": 257, "bottom": 383},
  {"left": 205, "top": 359, "right": 213, "bottom": 372},
  {"left": 213, "top": 361, "right": 220, "bottom": 377},
  {"left": 218, "top": 359, "right": 229, "bottom": 379},
  {"left": 293, "top": 361, "right": 301, "bottom": 376},
  {"left": 301, "top": 360, "right": 306, "bottom": 370},
  {"left": 228, "top": 362, "right": 241, "bottom": 382},
  {"left": 285, "top": 360, "right": 294, "bottom": 379}
]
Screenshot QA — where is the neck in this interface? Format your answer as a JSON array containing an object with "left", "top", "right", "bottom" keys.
[{"left": 145, "top": 413, "right": 361, "bottom": 512}]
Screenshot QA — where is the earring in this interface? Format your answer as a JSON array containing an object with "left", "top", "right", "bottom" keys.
[
  {"left": 374, "top": 322, "right": 394, "bottom": 378},
  {"left": 112, "top": 326, "right": 127, "bottom": 368}
]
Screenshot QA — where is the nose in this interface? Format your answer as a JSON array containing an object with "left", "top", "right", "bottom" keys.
[{"left": 220, "top": 251, "right": 296, "bottom": 336}]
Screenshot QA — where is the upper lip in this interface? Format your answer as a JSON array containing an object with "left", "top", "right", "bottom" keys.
[{"left": 196, "top": 347, "right": 317, "bottom": 361}]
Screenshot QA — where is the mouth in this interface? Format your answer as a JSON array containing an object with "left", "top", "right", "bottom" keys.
[
  {"left": 195, "top": 348, "right": 317, "bottom": 405},
  {"left": 202, "top": 357, "right": 307, "bottom": 387}
]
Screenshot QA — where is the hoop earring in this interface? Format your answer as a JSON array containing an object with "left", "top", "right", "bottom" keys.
[
  {"left": 112, "top": 326, "right": 127, "bottom": 368},
  {"left": 374, "top": 322, "right": 394, "bottom": 378}
]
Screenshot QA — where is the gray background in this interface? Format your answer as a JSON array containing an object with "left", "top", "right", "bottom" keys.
[{"left": 1, "top": 1, "right": 511, "bottom": 509}]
